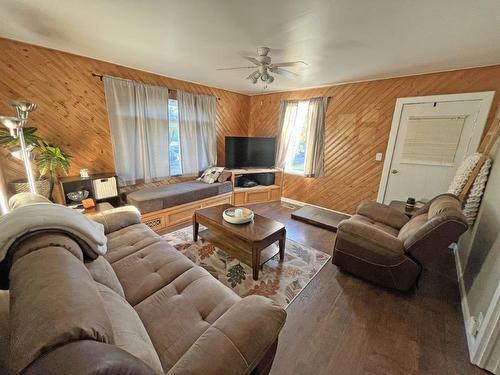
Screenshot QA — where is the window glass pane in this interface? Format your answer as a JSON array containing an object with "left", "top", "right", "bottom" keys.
[
  {"left": 168, "top": 99, "right": 182, "bottom": 175},
  {"left": 285, "top": 101, "right": 309, "bottom": 173}
]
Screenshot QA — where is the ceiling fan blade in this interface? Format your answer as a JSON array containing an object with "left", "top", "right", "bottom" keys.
[
  {"left": 243, "top": 56, "right": 262, "bottom": 66},
  {"left": 272, "top": 67, "right": 299, "bottom": 80},
  {"left": 270, "top": 61, "right": 308, "bottom": 68},
  {"left": 216, "top": 66, "right": 256, "bottom": 71}
]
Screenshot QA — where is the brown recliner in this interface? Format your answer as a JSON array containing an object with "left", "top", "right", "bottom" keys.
[{"left": 332, "top": 194, "right": 468, "bottom": 291}]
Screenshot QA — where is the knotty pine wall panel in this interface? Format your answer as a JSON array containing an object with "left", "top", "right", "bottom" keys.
[
  {"left": 0, "top": 38, "right": 249, "bottom": 195},
  {"left": 249, "top": 65, "right": 500, "bottom": 213}
]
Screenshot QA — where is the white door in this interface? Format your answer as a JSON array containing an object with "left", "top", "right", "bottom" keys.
[{"left": 379, "top": 92, "right": 494, "bottom": 204}]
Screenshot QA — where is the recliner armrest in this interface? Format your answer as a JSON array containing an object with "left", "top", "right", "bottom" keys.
[
  {"left": 337, "top": 220, "right": 404, "bottom": 258},
  {"left": 169, "top": 295, "right": 286, "bottom": 375},
  {"left": 356, "top": 201, "right": 409, "bottom": 230},
  {"left": 91, "top": 206, "right": 142, "bottom": 234}
]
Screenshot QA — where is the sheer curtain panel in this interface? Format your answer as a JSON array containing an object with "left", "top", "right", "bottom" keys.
[
  {"left": 275, "top": 100, "right": 299, "bottom": 169},
  {"left": 303, "top": 97, "right": 328, "bottom": 177},
  {"left": 177, "top": 91, "right": 217, "bottom": 174},
  {"left": 103, "top": 76, "right": 170, "bottom": 186}
]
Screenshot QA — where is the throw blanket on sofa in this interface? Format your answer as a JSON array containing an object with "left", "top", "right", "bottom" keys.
[{"left": 0, "top": 202, "right": 107, "bottom": 262}]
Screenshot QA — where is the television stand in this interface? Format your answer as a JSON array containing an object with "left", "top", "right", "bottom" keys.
[{"left": 227, "top": 168, "right": 283, "bottom": 206}]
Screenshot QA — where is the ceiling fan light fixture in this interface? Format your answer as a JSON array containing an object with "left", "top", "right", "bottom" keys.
[
  {"left": 261, "top": 73, "right": 269, "bottom": 82},
  {"left": 266, "top": 75, "right": 274, "bottom": 83}
]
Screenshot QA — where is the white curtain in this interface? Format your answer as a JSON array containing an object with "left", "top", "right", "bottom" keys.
[
  {"left": 178, "top": 91, "right": 217, "bottom": 174},
  {"left": 304, "top": 97, "right": 328, "bottom": 177},
  {"left": 103, "top": 76, "right": 170, "bottom": 186},
  {"left": 275, "top": 100, "right": 299, "bottom": 169},
  {"left": 275, "top": 97, "right": 328, "bottom": 177}
]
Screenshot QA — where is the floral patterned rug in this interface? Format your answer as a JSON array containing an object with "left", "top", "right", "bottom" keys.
[{"left": 163, "top": 226, "right": 331, "bottom": 309}]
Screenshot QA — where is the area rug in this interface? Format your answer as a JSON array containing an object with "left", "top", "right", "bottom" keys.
[{"left": 163, "top": 226, "right": 330, "bottom": 309}]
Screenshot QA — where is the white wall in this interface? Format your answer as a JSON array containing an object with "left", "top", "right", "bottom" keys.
[{"left": 457, "top": 140, "right": 500, "bottom": 373}]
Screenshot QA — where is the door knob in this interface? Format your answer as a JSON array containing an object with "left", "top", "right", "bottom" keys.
[{"left": 391, "top": 169, "right": 399, "bottom": 174}]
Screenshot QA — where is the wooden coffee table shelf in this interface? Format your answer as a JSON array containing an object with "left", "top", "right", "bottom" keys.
[{"left": 193, "top": 204, "right": 286, "bottom": 280}]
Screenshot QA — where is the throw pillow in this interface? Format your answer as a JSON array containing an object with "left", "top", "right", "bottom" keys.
[
  {"left": 199, "top": 166, "right": 225, "bottom": 184},
  {"left": 217, "top": 171, "right": 232, "bottom": 183}
]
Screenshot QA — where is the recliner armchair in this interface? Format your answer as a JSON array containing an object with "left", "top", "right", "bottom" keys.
[{"left": 332, "top": 194, "right": 468, "bottom": 291}]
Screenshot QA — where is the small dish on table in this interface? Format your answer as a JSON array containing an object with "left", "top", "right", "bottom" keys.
[{"left": 223, "top": 207, "right": 254, "bottom": 224}]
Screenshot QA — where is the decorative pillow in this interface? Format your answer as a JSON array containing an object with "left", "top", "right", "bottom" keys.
[
  {"left": 217, "top": 170, "right": 232, "bottom": 183},
  {"left": 199, "top": 166, "right": 225, "bottom": 184}
]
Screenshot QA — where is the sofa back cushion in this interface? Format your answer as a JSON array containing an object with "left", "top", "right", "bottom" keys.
[
  {"left": 97, "top": 283, "right": 163, "bottom": 373},
  {"left": 86, "top": 256, "right": 125, "bottom": 298},
  {"left": 9, "top": 247, "right": 114, "bottom": 374}
]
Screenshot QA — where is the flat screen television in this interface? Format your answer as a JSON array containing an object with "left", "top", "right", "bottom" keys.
[{"left": 225, "top": 136, "right": 276, "bottom": 169}]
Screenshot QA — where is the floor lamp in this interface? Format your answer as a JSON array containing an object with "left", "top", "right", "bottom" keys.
[{"left": 0, "top": 100, "right": 38, "bottom": 194}]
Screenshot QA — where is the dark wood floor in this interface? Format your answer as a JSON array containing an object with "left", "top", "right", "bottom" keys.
[
  {"left": 164, "top": 201, "right": 486, "bottom": 374},
  {"left": 246, "top": 202, "right": 486, "bottom": 375}
]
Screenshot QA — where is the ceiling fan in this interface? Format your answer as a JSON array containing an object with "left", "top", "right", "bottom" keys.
[{"left": 217, "top": 47, "right": 307, "bottom": 85}]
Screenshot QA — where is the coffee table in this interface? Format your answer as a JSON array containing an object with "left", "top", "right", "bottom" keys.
[{"left": 193, "top": 204, "right": 286, "bottom": 280}]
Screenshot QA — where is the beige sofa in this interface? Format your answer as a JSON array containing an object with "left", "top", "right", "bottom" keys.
[{"left": 4, "top": 206, "right": 286, "bottom": 374}]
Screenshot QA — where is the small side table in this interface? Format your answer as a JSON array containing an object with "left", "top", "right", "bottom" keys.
[
  {"left": 389, "top": 201, "right": 420, "bottom": 218},
  {"left": 83, "top": 202, "right": 114, "bottom": 217}
]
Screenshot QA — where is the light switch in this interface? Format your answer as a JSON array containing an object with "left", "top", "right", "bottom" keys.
[{"left": 375, "top": 152, "right": 383, "bottom": 161}]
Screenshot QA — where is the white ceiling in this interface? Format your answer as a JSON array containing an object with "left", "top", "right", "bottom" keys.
[{"left": 1, "top": 0, "right": 499, "bottom": 95}]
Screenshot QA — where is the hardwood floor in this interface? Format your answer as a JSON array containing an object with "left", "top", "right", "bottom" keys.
[
  {"left": 163, "top": 201, "right": 486, "bottom": 374},
  {"left": 247, "top": 202, "right": 486, "bottom": 375}
]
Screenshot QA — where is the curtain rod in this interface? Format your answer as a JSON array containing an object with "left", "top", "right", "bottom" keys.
[{"left": 91, "top": 73, "right": 221, "bottom": 100}]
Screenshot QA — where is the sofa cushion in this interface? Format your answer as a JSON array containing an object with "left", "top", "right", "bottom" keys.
[
  {"left": 96, "top": 283, "right": 163, "bottom": 373},
  {"left": 9, "top": 247, "right": 114, "bottom": 374},
  {"left": 126, "top": 180, "right": 233, "bottom": 214},
  {"left": 105, "top": 224, "right": 165, "bottom": 264},
  {"left": 86, "top": 256, "right": 125, "bottom": 298},
  {"left": 133, "top": 266, "right": 240, "bottom": 371},
  {"left": 350, "top": 214, "right": 400, "bottom": 237},
  {"left": 106, "top": 223, "right": 242, "bottom": 371}
]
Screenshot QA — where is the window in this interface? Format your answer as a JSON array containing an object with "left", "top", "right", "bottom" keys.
[
  {"left": 285, "top": 100, "right": 310, "bottom": 173},
  {"left": 168, "top": 99, "right": 182, "bottom": 175}
]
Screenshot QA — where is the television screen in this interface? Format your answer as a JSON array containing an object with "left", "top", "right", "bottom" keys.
[{"left": 225, "top": 137, "right": 276, "bottom": 169}]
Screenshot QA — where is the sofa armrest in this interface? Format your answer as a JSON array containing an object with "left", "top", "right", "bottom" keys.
[
  {"left": 169, "top": 295, "right": 286, "bottom": 375},
  {"left": 356, "top": 201, "right": 409, "bottom": 230},
  {"left": 24, "top": 340, "right": 159, "bottom": 375},
  {"left": 337, "top": 220, "right": 404, "bottom": 258},
  {"left": 91, "top": 206, "right": 142, "bottom": 234}
]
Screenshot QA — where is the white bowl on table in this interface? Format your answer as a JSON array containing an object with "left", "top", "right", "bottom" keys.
[{"left": 223, "top": 207, "right": 254, "bottom": 224}]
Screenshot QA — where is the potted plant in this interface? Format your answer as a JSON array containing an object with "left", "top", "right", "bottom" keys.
[
  {"left": 0, "top": 127, "right": 71, "bottom": 200},
  {"left": 37, "top": 142, "right": 71, "bottom": 200},
  {"left": 0, "top": 126, "right": 42, "bottom": 159}
]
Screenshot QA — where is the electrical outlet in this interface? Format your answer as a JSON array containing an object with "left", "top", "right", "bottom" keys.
[
  {"left": 468, "top": 313, "right": 485, "bottom": 337},
  {"left": 468, "top": 316, "right": 478, "bottom": 336},
  {"left": 375, "top": 152, "right": 383, "bottom": 161}
]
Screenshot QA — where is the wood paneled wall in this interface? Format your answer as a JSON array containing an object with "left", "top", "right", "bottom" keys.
[
  {"left": 0, "top": 38, "right": 249, "bottom": 190},
  {"left": 249, "top": 65, "right": 500, "bottom": 213},
  {"left": 1, "top": 37, "right": 498, "bottom": 213}
]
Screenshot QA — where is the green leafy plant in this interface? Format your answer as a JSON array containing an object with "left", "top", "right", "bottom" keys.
[
  {"left": 0, "top": 127, "right": 43, "bottom": 149},
  {"left": 36, "top": 142, "right": 71, "bottom": 199}
]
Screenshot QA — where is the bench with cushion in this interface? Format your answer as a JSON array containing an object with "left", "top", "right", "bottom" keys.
[{"left": 125, "top": 180, "right": 233, "bottom": 232}]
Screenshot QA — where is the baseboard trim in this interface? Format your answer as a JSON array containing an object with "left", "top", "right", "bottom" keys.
[
  {"left": 453, "top": 246, "right": 475, "bottom": 361},
  {"left": 281, "top": 197, "right": 350, "bottom": 216}
]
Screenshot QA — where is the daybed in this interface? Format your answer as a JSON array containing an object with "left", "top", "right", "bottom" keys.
[
  {"left": 125, "top": 180, "right": 233, "bottom": 232},
  {"left": 2, "top": 198, "right": 286, "bottom": 374}
]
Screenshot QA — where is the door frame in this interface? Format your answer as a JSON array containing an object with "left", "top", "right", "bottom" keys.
[{"left": 377, "top": 91, "right": 495, "bottom": 203}]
